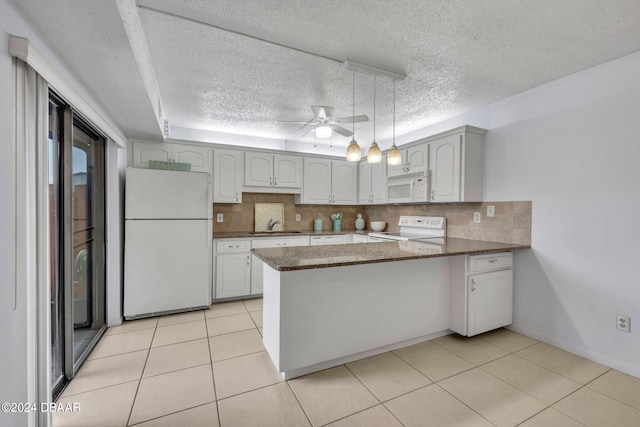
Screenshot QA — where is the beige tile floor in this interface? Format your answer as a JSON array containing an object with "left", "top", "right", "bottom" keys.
[{"left": 54, "top": 298, "right": 640, "bottom": 427}]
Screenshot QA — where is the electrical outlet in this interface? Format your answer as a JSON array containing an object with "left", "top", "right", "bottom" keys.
[
  {"left": 473, "top": 212, "right": 481, "bottom": 223},
  {"left": 216, "top": 213, "right": 223, "bottom": 223},
  {"left": 487, "top": 205, "right": 495, "bottom": 217},
  {"left": 296, "top": 213, "right": 301, "bottom": 222},
  {"left": 617, "top": 314, "right": 631, "bottom": 332}
]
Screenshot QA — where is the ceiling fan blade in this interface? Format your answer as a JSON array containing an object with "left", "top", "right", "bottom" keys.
[
  {"left": 276, "top": 120, "right": 312, "bottom": 124},
  {"left": 332, "top": 125, "right": 353, "bottom": 137},
  {"left": 339, "top": 115, "right": 369, "bottom": 124},
  {"left": 311, "top": 105, "right": 326, "bottom": 120},
  {"left": 311, "top": 105, "right": 335, "bottom": 121}
]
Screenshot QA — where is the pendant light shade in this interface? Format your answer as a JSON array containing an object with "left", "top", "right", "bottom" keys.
[
  {"left": 346, "top": 139, "right": 361, "bottom": 161},
  {"left": 346, "top": 72, "right": 362, "bottom": 162},
  {"left": 367, "top": 141, "right": 382, "bottom": 163},
  {"left": 387, "top": 144, "right": 402, "bottom": 165},
  {"left": 387, "top": 80, "right": 402, "bottom": 166},
  {"left": 367, "top": 75, "right": 381, "bottom": 164}
]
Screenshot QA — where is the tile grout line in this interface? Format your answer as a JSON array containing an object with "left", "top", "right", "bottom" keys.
[
  {"left": 127, "top": 401, "right": 217, "bottom": 427},
  {"left": 430, "top": 382, "right": 498, "bottom": 426},
  {"left": 126, "top": 322, "right": 158, "bottom": 427},
  {"left": 283, "top": 381, "right": 314, "bottom": 427},
  {"left": 340, "top": 362, "right": 409, "bottom": 427},
  {"left": 581, "top": 369, "right": 640, "bottom": 412},
  {"left": 204, "top": 307, "right": 222, "bottom": 427}
]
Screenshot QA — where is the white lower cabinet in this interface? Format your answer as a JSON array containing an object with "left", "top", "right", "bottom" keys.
[
  {"left": 449, "top": 252, "right": 513, "bottom": 336},
  {"left": 251, "top": 236, "right": 310, "bottom": 296},
  {"left": 214, "top": 239, "right": 251, "bottom": 299}
]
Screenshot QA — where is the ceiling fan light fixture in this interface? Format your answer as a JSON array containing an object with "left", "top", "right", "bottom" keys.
[
  {"left": 315, "top": 124, "right": 332, "bottom": 139},
  {"left": 346, "top": 138, "right": 362, "bottom": 162},
  {"left": 367, "top": 141, "right": 382, "bottom": 163}
]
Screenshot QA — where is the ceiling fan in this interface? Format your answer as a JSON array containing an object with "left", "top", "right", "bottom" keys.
[{"left": 281, "top": 106, "right": 368, "bottom": 139}]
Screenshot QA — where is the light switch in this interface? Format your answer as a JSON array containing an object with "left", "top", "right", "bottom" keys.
[
  {"left": 487, "top": 205, "right": 495, "bottom": 217},
  {"left": 295, "top": 213, "right": 301, "bottom": 222},
  {"left": 216, "top": 213, "right": 223, "bottom": 222}
]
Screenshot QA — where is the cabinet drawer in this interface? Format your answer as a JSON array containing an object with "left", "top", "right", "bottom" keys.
[
  {"left": 309, "top": 235, "right": 351, "bottom": 245},
  {"left": 216, "top": 239, "right": 251, "bottom": 253},
  {"left": 467, "top": 252, "right": 512, "bottom": 273},
  {"left": 252, "top": 237, "right": 309, "bottom": 249}
]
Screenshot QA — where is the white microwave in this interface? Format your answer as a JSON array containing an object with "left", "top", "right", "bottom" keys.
[{"left": 386, "top": 170, "right": 430, "bottom": 203}]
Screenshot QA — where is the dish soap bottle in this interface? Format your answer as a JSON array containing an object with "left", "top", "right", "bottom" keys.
[
  {"left": 313, "top": 215, "right": 323, "bottom": 232},
  {"left": 355, "top": 213, "right": 365, "bottom": 230}
]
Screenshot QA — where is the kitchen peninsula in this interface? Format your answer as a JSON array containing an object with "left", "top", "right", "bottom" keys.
[{"left": 253, "top": 238, "right": 529, "bottom": 379}]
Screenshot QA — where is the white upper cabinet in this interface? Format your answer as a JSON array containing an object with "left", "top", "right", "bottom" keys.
[
  {"left": 298, "top": 158, "right": 357, "bottom": 204},
  {"left": 244, "top": 152, "right": 302, "bottom": 188},
  {"left": 301, "top": 158, "right": 332, "bottom": 204},
  {"left": 429, "top": 127, "right": 484, "bottom": 203},
  {"left": 332, "top": 160, "right": 358, "bottom": 204},
  {"left": 387, "top": 143, "right": 429, "bottom": 177},
  {"left": 274, "top": 154, "right": 303, "bottom": 188},
  {"left": 132, "top": 141, "right": 210, "bottom": 172},
  {"left": 358, "top": 161, "right": 386, "bottom": 204},
  {"left": 213, "top": 149, "right": 243, "bottom": 203}
]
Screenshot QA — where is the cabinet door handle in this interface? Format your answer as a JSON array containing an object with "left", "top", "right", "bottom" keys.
[
  {"left": 246, "top": 255, "right": 250, "bottom": 266},
  {"left": 274, "top": 177, "right": 278, "bottom": 186},
  {"left": 488, "top": 259, "right": 498, "bottom": 264},
  {"left": 328, "top": 195, "right": 332, "bottom": 203},
  {"left": 431, "top": 190, "right": 434, "bottom": 201},
  {"left": 471, "top": 278, "right": 476, "bottom": 292},
  {"left": 235, "top": 192, "right": 239, "bottom": 202},
  {"left": 270, "top": 176, "right": 273, "bottom": 186}
]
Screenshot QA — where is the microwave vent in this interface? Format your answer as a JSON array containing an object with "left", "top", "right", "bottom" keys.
[{"left": 387, "top": 171, "right": 427, "bottom": 182}]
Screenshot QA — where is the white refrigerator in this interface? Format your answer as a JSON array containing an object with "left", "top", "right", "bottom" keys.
[{"left": 124, "top": 167, "right": 212, "bottom": 319}]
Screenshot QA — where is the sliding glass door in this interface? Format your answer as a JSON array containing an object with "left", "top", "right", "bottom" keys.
[{"left": 49, "top": 93, "right": 106, "bottom": 399}]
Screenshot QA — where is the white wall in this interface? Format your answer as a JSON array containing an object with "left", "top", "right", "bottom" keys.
[
  {"left": 401, "top": 51, "right": 640, "bottom": 377},
  {"left": 0, "top": 1, "right": 126, "bottom": 422}
]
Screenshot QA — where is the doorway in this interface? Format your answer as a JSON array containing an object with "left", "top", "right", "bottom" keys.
[{"left": 49, "top": 92, "right": 107, "bottom": 399}]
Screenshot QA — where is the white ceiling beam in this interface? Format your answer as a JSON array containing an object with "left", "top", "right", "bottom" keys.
[
  {"left": 116, "top": 0, "right": 167, "bottom": 139},
  {"left": 343, "top": 59, "right": 407, "bottom": 81}
]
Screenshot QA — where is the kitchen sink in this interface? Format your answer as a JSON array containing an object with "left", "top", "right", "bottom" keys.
[{"left": 249, "top": 231, "right": 303, "bottom": 236}]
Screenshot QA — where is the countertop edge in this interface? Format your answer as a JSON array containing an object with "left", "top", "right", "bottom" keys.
[{"left": 252, "top": 240, "right": 531, "bottom": 272}]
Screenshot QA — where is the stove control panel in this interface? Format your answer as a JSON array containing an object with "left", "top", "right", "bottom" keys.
[{"left": 398, "top": 216, "right": 445, "bottom": 229}]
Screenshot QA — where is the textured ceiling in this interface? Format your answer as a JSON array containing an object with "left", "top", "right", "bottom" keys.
[{"left": 12, "top": 0, "right": 640, "bottom": 151}]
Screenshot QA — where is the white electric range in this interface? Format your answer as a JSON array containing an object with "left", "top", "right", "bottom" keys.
[{"left": 368, "top": 216, "right": 446, "bottom": 242}]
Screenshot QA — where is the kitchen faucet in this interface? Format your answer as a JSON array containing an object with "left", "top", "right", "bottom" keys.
[{"left": 267, "top": 218, "right": 281, "bottom": 231}]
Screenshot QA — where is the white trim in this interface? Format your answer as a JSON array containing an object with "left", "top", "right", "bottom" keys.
[{"left": 9, "top": 35, "right": 127, "bottom": 148}]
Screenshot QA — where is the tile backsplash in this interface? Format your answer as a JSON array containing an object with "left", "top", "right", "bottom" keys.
[{"left": 214, "top": 194, "right": 531, "bottom": 245}]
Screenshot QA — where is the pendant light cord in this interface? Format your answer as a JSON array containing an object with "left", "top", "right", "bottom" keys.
[
  {"left": 352, "top": 72, "right": 356, "bottom": 137},
  {"left": 373, "top": 75, "right": 377, "bottom": 142},
  {"left": 393, "top": 80, "right": 396, "bottom": 144}
]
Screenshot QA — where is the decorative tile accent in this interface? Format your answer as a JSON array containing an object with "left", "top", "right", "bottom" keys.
[{"left": 255, "top": 202, "right": 284, "bottom": 232}]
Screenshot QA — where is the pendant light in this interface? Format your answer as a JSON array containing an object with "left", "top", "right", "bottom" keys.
[
  {"left": 387, "top": 80, "right": 402, "bottom": 166},
  {"left": 346, "top": 72, "right": 362, "bottom": 161},
  {"left": 367, "top": 75, "right": 382, "bottom": 163}
]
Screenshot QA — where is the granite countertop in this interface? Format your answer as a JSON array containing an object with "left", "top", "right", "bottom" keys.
[
  {"left": 252, "top": 238, "right": 530, "bottom": 271},
  {"left": 213, "top": 230, "right": 368, "bottom": 239}
]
